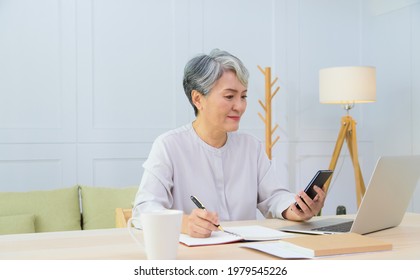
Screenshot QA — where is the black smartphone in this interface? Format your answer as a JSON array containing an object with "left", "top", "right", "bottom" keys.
[{"left": 295, "top": 170, "right": 333, "bottom": 210}]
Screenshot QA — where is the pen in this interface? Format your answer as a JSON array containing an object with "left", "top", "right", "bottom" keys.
[{"left": 190, "top": 195, "right": 224, "bottom": 232}]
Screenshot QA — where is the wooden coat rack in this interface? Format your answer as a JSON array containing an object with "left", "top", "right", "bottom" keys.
[{"left": 257, "top": 66, "right": 280, "bottom": 159}]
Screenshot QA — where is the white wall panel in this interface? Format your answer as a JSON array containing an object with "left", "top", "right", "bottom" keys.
[
  {"left": 369, "top": 8, "right": 413, "bottom": 156},
  {"left": 271, "top": 0, "right": 290, "bottom": 145},
  {"left": 174, "top": 0, "right": 196, "bottom": 126},
  {"left": 76, "top": 0, "right": 188, "bottom": 142},
  {"left": 363, "top": 1, "right": 420, "bottom": 212},
  {"left": 197, "top": 0, "right": 274, "bottom": 133},
  {"left": 298, "top": 0, "right": 363, "bottom": 142},
  {"left": 276, "top": 0, "right": 300, "bottom": 168},
  {"left": 77, "top": 143, "right": 151, "bottom": 187},
  {"left": 0, "top": 0, "right": 76, "bottom": 143},
  {"left": 0, "top": 144, "right": 77, "bottom": 192}
]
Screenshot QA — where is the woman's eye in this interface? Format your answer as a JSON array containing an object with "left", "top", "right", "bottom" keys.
[
  {"left": 242, "top": 95, "right": 248, "bottom": 99},
  {"left": 225, "top": 95, "right": 234, "bottom": 100}
]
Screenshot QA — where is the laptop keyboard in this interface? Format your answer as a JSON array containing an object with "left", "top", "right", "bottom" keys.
[{"left": 312, "top": 221, "right": 354, "bottom": 233}]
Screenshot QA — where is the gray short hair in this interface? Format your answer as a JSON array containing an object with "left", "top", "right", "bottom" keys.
[{"left": 183, "top": 49, "right": 249, "bottom": 116}]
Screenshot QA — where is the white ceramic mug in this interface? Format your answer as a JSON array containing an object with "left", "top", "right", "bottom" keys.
[{"left": 127, "top": 209, "right": 183, "bottom": 260}]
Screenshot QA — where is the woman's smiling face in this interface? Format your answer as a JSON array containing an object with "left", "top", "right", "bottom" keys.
[{"left": 198, "top": 70, "right": 248, "bottom": 133}]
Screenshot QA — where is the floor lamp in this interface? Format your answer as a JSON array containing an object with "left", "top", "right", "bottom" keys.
[{"left": 319, "top": 66, "right": 376, "bottom": 207}]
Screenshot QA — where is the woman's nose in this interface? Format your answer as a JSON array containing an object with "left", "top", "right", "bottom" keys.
[{"left": 232, "top": 96, "right": 246, "bottom": 110}]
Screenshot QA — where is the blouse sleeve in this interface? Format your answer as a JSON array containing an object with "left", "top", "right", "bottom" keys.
[
  {"left": 256, "top": 145, "right": 295, "bottom": 219},
  {"left": 132, "top": 137, "right": 174, "bottom": 225}
]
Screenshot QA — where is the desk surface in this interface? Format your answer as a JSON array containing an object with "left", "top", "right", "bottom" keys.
[{"left": 1, "top": 213, "right": 419, "bottom": 260}]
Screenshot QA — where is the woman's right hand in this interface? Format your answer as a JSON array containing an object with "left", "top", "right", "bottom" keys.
[{"left": 182, "top": 209, "right": 220, "bottom": 238}]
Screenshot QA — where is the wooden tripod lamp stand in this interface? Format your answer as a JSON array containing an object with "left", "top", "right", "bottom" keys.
[{"left": 319, "top": 66, "right": 376, "bottom": 207}]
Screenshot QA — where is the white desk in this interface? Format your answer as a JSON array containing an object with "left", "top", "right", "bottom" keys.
[{"left": 1, "top": 213, "right": 419, "bottom": 260}]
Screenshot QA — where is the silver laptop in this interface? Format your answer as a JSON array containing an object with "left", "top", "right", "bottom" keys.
[{"left": 279, "top": 155, "right": 420, "bottom": 235}]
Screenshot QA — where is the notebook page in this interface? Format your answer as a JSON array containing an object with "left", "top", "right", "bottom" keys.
[
  {"left": 179, "top": 231, "right": 242, "bottom": 246},
  {"left": 179, "top": 225, "right": 295, "bottom": 246},
  {"left": 224, "top": 225, "right": 295, "bottom": 241}
]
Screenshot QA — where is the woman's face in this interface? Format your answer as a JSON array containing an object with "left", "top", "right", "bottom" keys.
[{"left": 199, "top": 70, "right": 248, "bottom": 133}]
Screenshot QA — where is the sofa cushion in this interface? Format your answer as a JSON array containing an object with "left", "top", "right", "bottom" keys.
[
  {"left": 80, "top": 185, "right": 137, "bottom": 230},
  {"left": 0, "top": 186, "right": 81, "bottom": 232},
  {"left": 0, "top": 214, "right": 36, "bottom": 235}
]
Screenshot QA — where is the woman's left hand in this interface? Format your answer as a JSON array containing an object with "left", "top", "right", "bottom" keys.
[{"left": 283, "top": 185, "right": 326, "bottom": 221}]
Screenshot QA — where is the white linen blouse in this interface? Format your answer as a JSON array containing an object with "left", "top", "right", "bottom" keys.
[{"left": 132, "top": 123, "right": 295, "bottom": 222}]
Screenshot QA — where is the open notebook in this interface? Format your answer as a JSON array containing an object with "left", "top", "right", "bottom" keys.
[{"left": 179, "top": 225, "right": 295, "bottom": 247}]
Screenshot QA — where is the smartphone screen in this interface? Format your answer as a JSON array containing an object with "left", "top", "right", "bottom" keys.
[{"left": 295, "top": 170, "right": 333, "bottom": 210}]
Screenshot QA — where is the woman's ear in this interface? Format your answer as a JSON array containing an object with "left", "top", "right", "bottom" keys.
[{"left": 191, "top": 90, "right": 202, "bottom": 110}]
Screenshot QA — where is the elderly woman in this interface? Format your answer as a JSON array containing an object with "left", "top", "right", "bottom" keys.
[{"left": 133, "top": 49, "right": 325, "bottom": 237}]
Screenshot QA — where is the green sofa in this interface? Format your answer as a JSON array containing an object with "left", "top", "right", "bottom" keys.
[{"left": 0, "top": 185, "right": 138, "bottom": 235}]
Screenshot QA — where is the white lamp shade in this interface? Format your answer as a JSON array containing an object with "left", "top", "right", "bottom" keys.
[{"left": 319, "top": 66, "right": 376, "bottom": 104}]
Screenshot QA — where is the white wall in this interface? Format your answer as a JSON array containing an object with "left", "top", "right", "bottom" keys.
[{"left": 0, "top": 0, "right": 419, "bottom": 215}]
